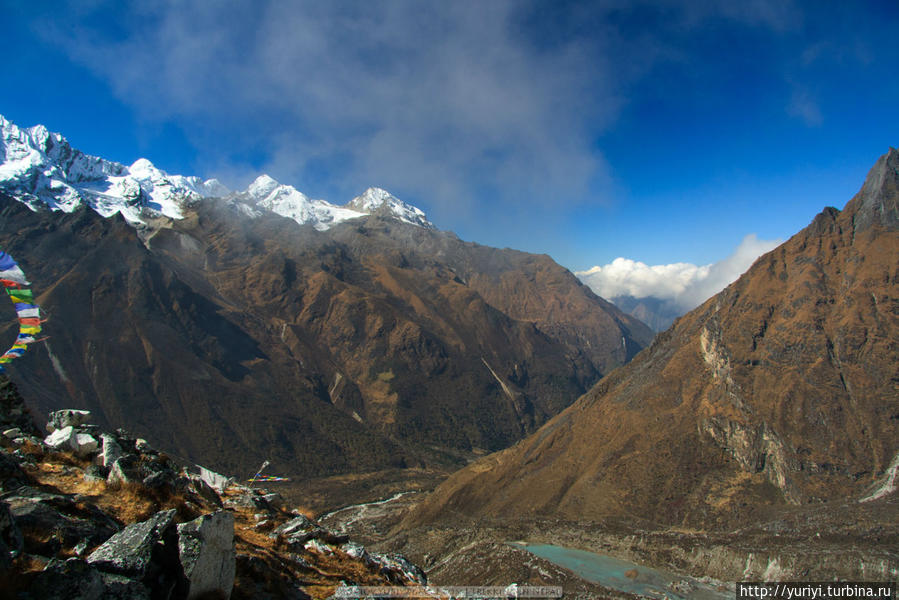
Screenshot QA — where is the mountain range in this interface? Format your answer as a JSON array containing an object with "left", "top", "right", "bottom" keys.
[
  {"left": 408, "top": 147, "right": 899, "bottom": 531},
  {"left": 0, "top": 115, "right": 653, "bottom": 488}
]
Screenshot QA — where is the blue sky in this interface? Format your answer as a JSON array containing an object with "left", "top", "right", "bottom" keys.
[{"left": 2, "top": 0, "right": 898, "bottom": 280}]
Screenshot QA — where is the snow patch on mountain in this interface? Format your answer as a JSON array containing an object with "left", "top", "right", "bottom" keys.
[{"left": 0, "top": 115, "right": 432, "bottom": 231}]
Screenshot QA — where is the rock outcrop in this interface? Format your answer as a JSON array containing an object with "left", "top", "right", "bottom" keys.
[{"left": 0, "top": 379, "right": 428, "bottom": 598}]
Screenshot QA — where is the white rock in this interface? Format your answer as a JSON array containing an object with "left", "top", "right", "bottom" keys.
[
  {"left": 99, "top": 434, "right": 123, "bottom": 468},
  {"left": 44, "top": 426, "right": 75, "bottom": 450},
  {"left": 70, "top": 433, "right": 98, "bottom": 458},
  {"left": 46, "top": 409, "right": 91, "bottom": 433},
  {"left": 177, "top": 511, "right": 235, "bottom": 599},
  {"left": 2, "top": 428, "right": 23, "bottom": 439},
  {"left": 197, "top": 465, "right": 233, "bottom": 493}
]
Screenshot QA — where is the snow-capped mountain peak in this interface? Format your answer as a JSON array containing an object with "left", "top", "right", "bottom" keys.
[
  {"left": 0, "top": 115, "right": 230, "bottom": 222},
  {"left": 246, "top": 174, "right": 282, "bottom": 200},
  {"left": 0, "top": 115, "right": 432, "bottom": 231},
  {"left": 348, "top": 187, "right": 434, "bottom": 229}
]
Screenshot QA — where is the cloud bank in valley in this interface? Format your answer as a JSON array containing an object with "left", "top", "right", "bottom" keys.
[{"left": 577, "top": 234, "right": 782, "bottom": 313}]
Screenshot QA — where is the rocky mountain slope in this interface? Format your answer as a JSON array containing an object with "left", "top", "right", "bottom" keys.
[
  {"left": 0, "top": 116, "right": 652, "bottom": 489},
  {"left": 408, "top": 147, "right": 899, "bottom": 531},
  {"left": 0, "top": 375, "right": 427, "bottom": 599}
]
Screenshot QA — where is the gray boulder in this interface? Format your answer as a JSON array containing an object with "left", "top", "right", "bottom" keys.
[
  {"left": 184, "top": 474, "right": 224, "bottom": 508},
  {"left": 29, "top": 557, "right": 104, "bottom": 600},
  {"left": 99, "top": 434, "right": 124, "bottom": 468},
  {"left": 87, "top": 509, "right": 176, "bottom": 577},
  {"left": 2, "top": 427, "right": 23, "bottom": 439},
  {"left": 72, "top": 432, "right": 99, "bottom": 458},
  {"left": 43, "top": 426, "right": 99, "bottom": 458},
  {"left": 44, "top": 425, "right": 76, "bottom": 450},
  {"left": 107, "top": 456, "right": 141, "bottom": 487},
  {"left": 177, "top": 511, "right": 235, "bottom": 599},
  {"left": 47, "top": 409, "right": 92, "bottom": 433},
  {"left": 7, "top": 488, "right": 118, "bottom": 555},
  {"left": 196, "top": 465, "right": 233, "bottom": 493}
]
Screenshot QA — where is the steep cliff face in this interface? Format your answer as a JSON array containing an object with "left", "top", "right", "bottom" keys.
[
  {"left": 408, "top": 148, "right": 899, "bottom": 529},
  {"left": 0, "top": 191, "right": 652, "bottom": 480}
]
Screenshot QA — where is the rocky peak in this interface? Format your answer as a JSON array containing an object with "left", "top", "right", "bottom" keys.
[
  {"left": 245, "top": 174, "right": 283, "bottom": 200},
  {"left": 348, "top": 187, "right": 434, "bottom": 229},
  {"left": 848, "top": 146, "right": 899, "bottom": 231}
]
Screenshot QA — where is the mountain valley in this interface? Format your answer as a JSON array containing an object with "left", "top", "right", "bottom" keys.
[
  {"left": 383, "top": 148, "right": 899, "bottom": 586},
  {"left": 1, "top": 112, "right": 898, "bottom": 595},
  {"left": 0, "top": 116, "right": 652, "bottom": 511}
]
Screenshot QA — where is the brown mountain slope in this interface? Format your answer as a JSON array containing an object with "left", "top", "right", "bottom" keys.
[
  {"left": 0, "top": 193, "right": 652, "bottom": 483},
  {"left": 408, "top": 147, "right": 899, "bottom": 530}
]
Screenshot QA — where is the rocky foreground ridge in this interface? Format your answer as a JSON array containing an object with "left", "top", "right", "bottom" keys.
[{"left": 0, "top": 375, "right": 426, "bottom": 599}]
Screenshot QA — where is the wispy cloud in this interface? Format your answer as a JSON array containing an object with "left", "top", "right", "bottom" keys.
[
  {"left": 787, "top": 88, "right": 823, "bottom": 126},
  {"left": 31, "top": 1, "right": 810, "bottom": 224},
  {"left": 577, "top": 234, "right": 781, "bottom": 311},
  {"left": 40, "top": 1, "right": 624, "bottom": 219}
]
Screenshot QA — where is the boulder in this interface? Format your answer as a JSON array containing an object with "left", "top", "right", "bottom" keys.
[
  {"left": 46, "top": 409, "right": 92, "bottom": 433},
  {"left": 272, "top": 515, "right": 312, "bottom": 539},
  {"left": 2, "top": 427, "right": 22, "bottom": 440},
  {"left": 72, "top": 432, "right": 99, "bottom": 458},
  {"left": 29, "top": 557, "right": 104, "bottom": 600},
  {"left": 138, "top": 455, "right": 177, "bottom": 490},
  {"left": 44, "top": 425, "right": 76, "bottom": 451},
  {"left": 7, "top": 488, "right": 118, "bottom": 555},
  {"left": 184, "top": 474, "right": 224, "bottom": 508},
  {"left": 177, "top": 511, "right": 235, "bottom": 599},
  {"left": 87, "top": 509, "right": 176, "bottom": 578},
  {"left": 197, "top": 465, "right": 233, "bottom": 493},
  {"left": 260, "top": 492, "right": 285, "bottom": 511},
  {"left": 99, "top": 434, "right": 123, "bottom": 468},
  {"left": 107, "top": 456, "right": 141, "bottom": 487}
]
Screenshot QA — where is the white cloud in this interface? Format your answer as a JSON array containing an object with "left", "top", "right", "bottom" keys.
[{"left": 577, "top": 234, "right": 781, "bottom": 312}]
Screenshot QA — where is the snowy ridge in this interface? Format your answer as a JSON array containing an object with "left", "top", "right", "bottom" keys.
[
  {"left": 347, "top": 187, "right": 433, "bottom": 229},
  {"left": 0, "top": 115, "right": 432, "bottom": 230},
  {"left": 0, "top": 115, "right": 227, "bottom": 223},
  {"left": 243, "top": 175, "right": 372, "bottom": 232}
]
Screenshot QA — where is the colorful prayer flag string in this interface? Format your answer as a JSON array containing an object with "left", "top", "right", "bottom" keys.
[{"left": 0, "top": 249, "right": 44, "bottom": 371}]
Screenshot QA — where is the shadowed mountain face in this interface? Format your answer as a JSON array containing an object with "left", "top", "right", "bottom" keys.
[
  {"left": 408, "top": 148, "right": 899, "bottom": 529},
  {"left": 0, "top": 192, "right": 652, "bottom": 480}
]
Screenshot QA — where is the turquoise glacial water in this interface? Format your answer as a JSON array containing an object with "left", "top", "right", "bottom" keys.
[{"left": 522, "top": 544, "right": 730, "bottom": 600}]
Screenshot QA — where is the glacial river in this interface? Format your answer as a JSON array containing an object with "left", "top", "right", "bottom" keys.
[{"left": 520, "top": 544, "right": 731, "bottom": 600}]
